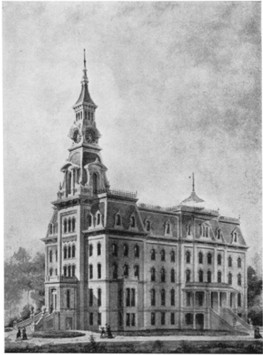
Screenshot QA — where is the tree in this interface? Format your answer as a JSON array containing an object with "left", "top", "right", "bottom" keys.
[{"left": 247, "top": 265, "right": 263, "bottom": 325}]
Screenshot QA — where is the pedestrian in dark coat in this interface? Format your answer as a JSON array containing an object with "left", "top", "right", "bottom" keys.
[
  {"left": 22, "top": 328, "right": 28, "bottom": 340},
  {"left": 106, "top": 324, "right": 113, "bottom": 338},
  {"left": 16, "top": 329, "right": 21, "bottom": 340}
]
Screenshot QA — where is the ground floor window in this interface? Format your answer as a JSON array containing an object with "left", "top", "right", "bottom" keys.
[
  {"left": 126, "top": 313, "right": 136, "bottom": 327},
  {"left": 161, "top": 312, "right": 165, "bottom": 325},
  {"left": 238, "top": 293, "right": 242, "bottom": 307},
  {"left": 89, "top": 313, "right": 93, "bottom": 326},
  {"left": 185, "top": 313, "right": 193, "bottom": 325},
  {"left": 151, "top": 312, "right": 155, "bottom": 325},
  {"left": 98, "top": 312, "right": 101, "bottom": 326},
  {"left": 118, "top": 312, "right": 123, "bottom": 327},
  {"left": 171, "top": 312, "right": 175, "bottom": 325}
]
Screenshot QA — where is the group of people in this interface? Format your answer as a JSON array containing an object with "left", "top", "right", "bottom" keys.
[
  {"left": 16, "top": 327, "right": 28, "bottom": 341},
  {"left": 100, "top": 323, "right": 113, "bottom": 339}
]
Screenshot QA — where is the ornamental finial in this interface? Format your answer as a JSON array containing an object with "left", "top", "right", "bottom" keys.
[
  {"left": 192, "top": 172, "right": 195, "bottom": 193},
  {"left": 82, "top": 49, "right": 88, "bottom": 82}
]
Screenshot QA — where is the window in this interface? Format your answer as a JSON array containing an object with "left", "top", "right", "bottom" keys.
[
  {"left": 171, "top": 312, "right": 175, "bottom": 325},
  {"left": 186, "top": 269, "right": 191, "bottom": 282},
  {"left": 123, "top": 244, "right": 129, "bottom": 257},
  {"left": 186, "top": 251, "right": 191, "bottom": 263},
  {"left": 97, "top": 243, "right": 101, "bottom": 256},
  {"left": 72, "top": 217, "right": 76, "bottom": 232},
  {"left": 185, "top": 313, "right": 193, "bottom": 325},
  {"left": 118, "top": 312, "right": 123, "bottom": 327},
  {"left": 186, "top": 292, "right": 191, "bottom": 306},
  {"left": 151, "top": 249, "right": 156, "bottom": 260},
  {"left": 72, "top": 244, "right": 75, "bottom": 258},
  {"left": 113, "top": 263, "right": 118, "bottom": 279},
  {"left": 89, "top": 264, "right": 93, "bottom": 279},
  {"left": 98, "top": 288, "right": 101, "bottom": 307},
  {"left": 217, "top": 229, "right": 221, "bottom": 239},
  {"left": 123, "top": 264, "right": 129, "bottom": 278},
  {"left": 112, "top": 243, "right": 118, "bottom": 256},
  {"left": 89, "top": 289, "right": 93, "bottom": 306},
  {"left": 68, "top": 265, "right": 71, "bottom": 277},
  {"left": 151, "top": 267, "right": 156, "bottom": 282},
  {"left": 238, "top": 273, "right": 242, "bottom": 286},
  {"left": 238, "top": 293, "right": 242, "bottom": 307},
  {"left": 126, "top": 288, "right": 130, "bottom": 307},
  {"left": 49, "top": 224, "right": 52, "bottom": 234},
  {"left": 97, "top": 213, "right": 101, "bottom": 225},
  {"left": 161, "top": 249, "right": 165, "bottom": 261},
  {"left": 89, "top": 313, "right": 93, "bottom": 325},
  {"left": 199, "top": 269, "right": 203, "bottom": 283},
  {"left": 97, "top": 263, "right": 101, "bottom": 279},
  {"left": 64, "top": 219, "right": 67, "bottom": 233},
  {"left": 165, "top": 222, "right": 171, "bottom": 234},
  {"left": 49, "top": 250, "right": 53, "bottom": 263},
  {"left": 131, "top": 313, "right": 135, "bottom": 326},
  {"left": 161, "top": 289, "right": 166, "bottom": 306},
  {"left": 68, "top": 218, "right": 72, "bottom": 233},
  {"left": 72, "top": 265, "right": 76, "bottom": 277},
  {"left": 171, "top": 268, "right": 175, "bottom": 283},
  {"left": 131, "top": 289, "right": 135, "bottom": 307},
  {"left": 55, "top": 250, "right": 57, "bottom": 261},
  {"left": 217, "top": 271, "right": 222, "bottom": 283},
  {"left": 146, "top": 220, "right": 151, "bottom": 232},
  {"left": 130, "top": 216, "right": 136, "bottom": 228},
  {"left": 49, "top": 268, "right": 53, "bottom": 276},
  {"left": 198, "top": 252, "right": 203, "bottom": 264},
  {"left": 64, "top": 245, "right": 67, "bottom": 259},
  {"left": 237, "top": 257, "right": 242, "bottom": 268},
  {"left": 200, "top": 224, "right": 203, "bottom": 236},
  {"left": 89, "top": 244, "right": 93, "bottom": 257},
  {"left": 161, "top": 268, "right": 166, "bottom": 282},
  {"left": 197, "top": 292, "right": 204, "bottom": 306},
  {"left": 116, "top": 213, "right": 121, "bottom": 226},
  {"left": 205, "top": 226, "right": 209, "bottom": 237},
  {"left": 151, "top": 312, "right": 155, "bottom": 325},
  {"left": 98, "top": 313, "right": 101, "bottom": 326},
  {"left": 187, "top": 224, "right": 191, "bottom": 235},
  {"left": 217, "top": 254, "right": 222, "bottom": 265},
  {"left": 207, "top": 270, "right": 212, "bottom": 283},
  {"left": 233, "top": 232, "right": 237, "bottom": 242},
  {"left": 88, "top": 214, "right": 92, "bottom": 227},
  {"left": 228, "top": 256, "right": 232, "bottom": 267},
  {"left": 230, "top": 293, "right": 233, "bottom": 307},
  {"left": 161, "top": 312, "right": 165, "bottom": 325},
  {"left": 134, "top": 265, "right": 139, "bottom": 278},
  {"left": 171, "top": 250, "right": 175, "bottom": 262},
  {"left": 134, "top": 245, "right": 139, "bottom": 258},
  {"left": 63, "top": 266, "right": 67, "bottom": 276},
  {"left": 151, "top": 289, "right": 156, "bottom": 306},
  {"left": 68, "top": 245, "right": 71, "bottom": 259},
  {"left": 126, "top": 313, "right": 130, "bottom": 326},
  {"left": 170, "top": 289, "right": 175, "bottom": 306},
  {"left": 228, "top": 272, "right": 232, "bottom": 285},
  {"left": 66, "top": 290, "right": 70, "bottom": 308},
  {"left": 55, "top": 268, "right": 57, "bottom": 275},
  {"left": 207, "top": 253, "right": 212, "bottom": 265}
]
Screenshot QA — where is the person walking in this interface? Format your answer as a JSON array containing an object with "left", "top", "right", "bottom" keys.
[{"left": 22, "top": 328, "right": 28, "bottom": 340}]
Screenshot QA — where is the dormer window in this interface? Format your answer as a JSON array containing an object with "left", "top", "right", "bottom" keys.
[
  {"left": 217, "top": 229, "right": 221, "bottom": 239},
  {"left": 205, "top": 226, "right": 209, "bottom": 238},
  {"left": 165, "top": 222, "right": 171, "bottom": 235},
  {"left": 123, "top": 244, "right": 129, "bottom": 257},
  {"left": 96, "top": 212, "right": 101, "bottom": 226},
  {"left": 112, "top": 243, "right": 118, "bottom": 256},
  {"left": 187, "top": 224, "right": 191, "bottom": 236},
  {"left": 49, "top": 224, "right": 53, "bottom": 234},
  {"left": 115, "top": 213, "right": 121, "bottom": 226},
  {"left": 145, "top": 220, "right": 151, "bottom": 232},
  {"left": 88, "top": 214, "right": 93, "bottom": 228},
  {"left": 233, "top": 232, "right": 237, "bottom": 242},
  {"left": 134, "top": 245, "right": 140, "bottom": 258},
  {"left": 130, "top": 215, "right": 136, "bottom": 228}
]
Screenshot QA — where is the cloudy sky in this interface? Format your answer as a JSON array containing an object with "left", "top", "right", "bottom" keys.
[{"left": 3, "top": 2, "right": 261, "bottom": 264}]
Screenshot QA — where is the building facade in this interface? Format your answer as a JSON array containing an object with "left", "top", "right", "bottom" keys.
[{"left": 42, "top": 55, "right": 249, "bottom": 332}]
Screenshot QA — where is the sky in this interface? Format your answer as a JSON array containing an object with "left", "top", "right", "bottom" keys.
[{"left": 3, "top": 2, "right": 261, "bottom": 266}]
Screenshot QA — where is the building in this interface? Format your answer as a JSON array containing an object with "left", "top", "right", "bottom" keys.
[{"left": 42, "top": 53, "right": 249, "bottom": 332}]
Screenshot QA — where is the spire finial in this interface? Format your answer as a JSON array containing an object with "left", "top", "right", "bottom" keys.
[
  {"left": 82, "top": 49, "right": 88, "bottom": 82},
  {"left": 192, "top": 172, "right": 195, "bottom": 192},
  {"left": 83, "top": 49, "right": 86, "bottom": 70}
]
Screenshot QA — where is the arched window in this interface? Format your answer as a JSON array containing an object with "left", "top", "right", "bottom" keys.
[
  {"left": 238, "top": 293, "right": 242, "bottom": 307},
  {"left": 68, "top": 218, "right": 72, "bottom": 233},
  {"left": 170, "top": 250, "right": 175, "bottom": 262},
  {"left": 170, "top": 289, "right": 175, "bottom": 306},
  {"left": 97, "top": 263, "right": 101, "bottom": 279},
  {"left": 151, "top": 267, "right": 156, "bottom": 282},
  {"left": 64, "top": 219, "right": 67, "bottom": 233},
  {"left": 55, "top": 250, "right": 58, "bottom": 261},
  {"left": 150, "top": 289, "right": 156, "bottom": 306},
  {"left": 217, "top": 271, "right": 222, "bottom": 283},
  {"left": 116, "top": 213, "right": 121, "bottom": 226},
  {"left": 199, "top": 269, "right": 203, "bottom": 283},
  {"left": 207, "top": 270, "right": 212, "bottom": 283},
  {"left": 49, "top": 250, "right": 53, "bottom": 263},
  {"left": 72, "top": 265, "right": 76, "bottom": 277},
  {"left": 97, "top": 243, "right": 101, "bottom": 256},
  {"left": 49, "top": 224, "right": 52, "bottom": 234},
  {"left": 171, "top": 269, "right": 175, "bottom": 283},
  {"left": 130, "top": 216, "right": 136, "bottom": 228},
  {"left": 217, "top": 254, "right": 222, "bottom": 265},
  {"left": 113, "top": 263, "right": 118, "bottom": 279},
  {"left": 49, "top": 268, "right": 53, "bottom": 276},
  {"left": 71, "top": 244, "right": 75, "bottom": 258},
  {"left": 97, "top": 213, "right": 101, "bottom": 225},
  {"left": 151, "top": 249, "right": 156, "bottom": 261},
  {"left": 88, "top": 214, "right": 92, "bottom": 227},
  {"left": 72, "top": 217, "right": 76, "bottom": 232},
  {"left": 89, "top": 244, "right": 93, "bottom": 257},
  {"left": 134, "top": 245, "right": 139, "bottom": 258},
  {"left": 200, "top": 224, "right": 203, "bottom": 236},
  {"left": 237, "top": 257, "right": 242, "bottom": 268},
  {"left": 186, "top": 269, "right": 191, "bottom": 282},
  {"left": 146, "top": 220, "right": 151, "bottom": 232},
  {"left": 228, "top": 272, "right": 232, "bottom": 285},
  {"left": 134, "top": 265, "right": 139, "bottom": 278},
  {"left": 63, "top": 245, "right": 67, "bottom": 259},
  {"left": 98, "top": 288, "right": 102, "bottom": 307},
  {"left": 161, "top": 267, "right": 166, "bottom": 282},
  {"left": 187, "top": 224, "right": 191, "bottom": 235},
  {"left": 68, "top": 265, "right": 71, "bottom": 277},
  {"left": 112, "top": 243, "right": 118, "bottom": 256},
  {"left": 228, "top": 256, "right": 232, "bottom": 267},
  {"left": 238, "top": 273, "right": 242, "bottom": 286},
  {"left": 63, "top": 266, "right": 67, "bottom": 276},
  {"left": 92, "top": 173, "right": 98, "bottom": 194},
  {"left": 207, "top": 253, "right": 212, "bottom": 265},
  {"left": 89, "top": 264, "right": 93, "bottom": 279},
  {"left": 198, "top": 252, "right": 203, "bottom": 264},
  {"left": 233, "top": 232, "right": 237, "bottom": 242},
  {"left": 151, "top": 312, "right": 155, "bottom": 325},
  {"left": 123, "top": 264, "right": 129, "bottom": 278},
  {"left": 68, "top": 245, "right": 71, "bottom": 259},
  {"left": 161, "top": 289, "right": 166, "bottom": 306},
  {"left": 186, "top": 251, "right": 191, "bottom": 263},
  {"left": 123, "top": 244, "right": 129, "bottom": 257},
  {"left": 165, "top": 222, "right": 171, "bottom": 234},
  {"left": 217, "top": 229, "right": 221, "bottom": 239},
  {"left": 205, "top": 226, "right": 209, "bottom": 237},
  {"left": 161, "top": 249, "right": 165, "bottom": 261}
]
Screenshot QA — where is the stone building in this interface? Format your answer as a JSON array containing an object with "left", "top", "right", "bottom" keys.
[{"left": 42, "top": 54, "right": 249, "bottom": 332}]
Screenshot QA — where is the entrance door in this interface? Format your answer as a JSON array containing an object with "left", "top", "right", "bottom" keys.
[{"left": 196, "top": 313, "right": 204, "bottom": 330}]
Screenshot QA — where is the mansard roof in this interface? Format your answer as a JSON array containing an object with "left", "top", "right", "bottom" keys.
[{"left": 74, "top": 82, "right": 96, "bottom": 108}]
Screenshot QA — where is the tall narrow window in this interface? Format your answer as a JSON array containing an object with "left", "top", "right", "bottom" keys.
[
  {"left": 116, "top": 214, "right": 121, "bottom": 226},
  {"left": 126, "top": 313, "right": 130, "bottom": 326},
  {"left": 171, "top": 313, "right": 175, "bottom": 325},
  {"left": 198, "top": 252, "right": 203, "bottom": 264},
  {"left": 49, "top": 224, "right": 52, "bottom": 234},
  {"left": 72, "top": 217, "right": 76, "bottom": 232},
  {"left": 88, "top": 214, "right": 92, "bottom": 227},
  {"left": 55, "top": 250, "right": 58, "bottom": 262},
  {"left": 161, "top": 249, "right": 165, "bottom": 261},
  {"left": 126, "top": 288, "right": 130, "bottom": 307},
  {"left": 238, "top": 273, "right": 242, "bottom": 286},
  {"left": 146, "top": 220, "right": 151, "bottom": 232},
  {"left": 89, "top": 264, "right": 93, "bottom": 279},
  {"left": 170, "top": 289, "right": 175, "bottom": 306},
  {"left": 97, "top": 263, "right": 101, "bottom": 279},
  {"left": 98, "top": 313, "right": 101, "bottom": 326},
  {"left": 166, "top": 222, "right": 171, "bottom": 234},
  {"left": 93, "top": 173, "right": 98, "bottom": 194},
  {"left": 228, "top": 272, "right": 232, "bottom": 285},
  {"left": 97, "top": 243, "right": 101, "bottom": 256},
  {"left": 130, "top": 216, "right": 136, "bottom": 228},
  {"left": 233, "top": 232, "right": 237, "bottom": 242},
  {"left": 131, "top": 313, "right": 135, "bottom": 326},
  {"left": 89, "top": 289, "right": 93, "bottom": 306},
  {"left": 49, "top": 268, "right": 53, "bottom": 276},
  {"left": 89, "top": 313, "right": 93, "bottom": 325},
  {"left": 89, "top": 244, "right": 93, "bottom": 257},
  {"left": 205, "top": 226, "right": 209, "bottom": 237},
  {"left": 228, "top": 256, "right": 232, "bottom": 267},
  {"left": 207, "top": 253, "right": 212, "bottom": 265},
  {"left": 151, "top": 249, "right": 156, "bottom": 260},
  {"left": 186, "top": 251, "right": 191, "bottom": 263},
  {"left": 151, "top": 267, "right": 156, "bottom": 282},
  {"left": 217, "top": 254, "right": 222, "bottom": 265},
  {"left": 134, "top": 265, "right": 139, "bottom": 278},
  {"left": 217, "top": 271, "right": 222, "bottom": 283},
  {"left": 207, "top": 270, "right": 212, "bottom": 283},
  {"left": 63, "top": 266, "right": 67, "bottom": 276},
  {"left": 161, "top": 312, "right": 165, "bottom": 325},
  {"left": 98, "top": 288, "right": 102, "bottom": 307},
  {"left": 238, "top": 293, "right": 242, "bottom": 307},
  {"left": 217, "top": 229, "right": 221, "bottom": 239},
  {"left": 161, "top": 268, "right": 166, "bottom": 282},
  {"left": 72, "top": 244, "right": 75, "bottom": 258},
  {"left": 186, "top": 269, "right": 191, "bottom": 283},
  {"left": 123, "top": 264, "right": 129, "bottom": 278},
  {"left": 49, "top": 250, "right": 53, "bottom": 263},
  {"left": 237, "top": 257, "right": 242, "bottom": 268},
  {"left": 199, "top": 269, "right": 203, "bottom": 283},
  {"left": 161, "top": 289, "right": 166, "bottom": 306},
  {"left": 151, "top": 312, "right": 155, "bottom": 325},
  {"left": 134, "top": 245, "right": 139, "bottom": 258},
  {"left": 186, "top": 292, "right": 191, "bottom": 306},
  {"left": 68, "top": 245, "right": 71, "bottom": 259},
  {"left": 151, "top": 289, "right": 156, "bottom": 306},
  {"left": 123, "top": 244, "right": 129, "bottom": 257},
  {"left": 97, "top": 213, "right": 101, "bottom": 225},
  {"left": 68, "top": 265, "right": 71, "bottom": 277},
  {"left": 113, "top": 263, "right": 118, "bottom": 279},
  {"left": 68, "top": 218, "right": 72, "bottom": 233},
  {"left": 171, "top": 250, "right": 175, "bottom": 262},
  {"left": 66, "top": 290, "right": 70, "bottom": 309},
  {"left": 171, "top": 269, "right": 175, "bottom": 283},
  {"left": 112, "top": 243, "right": 118, "bottom": 256},
  {"left": 64, "top": 219, "right": 67, "bottom": 233},
  {"left": 72, "top": 265, "right": 76, "bottom": 277},
  {"left": 131, "top": 289, "right": 135, "bottom": 307}
]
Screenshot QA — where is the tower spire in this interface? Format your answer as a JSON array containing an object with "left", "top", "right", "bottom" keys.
[{"left": 82, "top": 48, "right": 88, "bottom": 82}]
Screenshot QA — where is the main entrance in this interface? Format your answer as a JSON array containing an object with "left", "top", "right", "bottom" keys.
[{"left": 196, "top": 313, "right": 204, "bottom": 330}]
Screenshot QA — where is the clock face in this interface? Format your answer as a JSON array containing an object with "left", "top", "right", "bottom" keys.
[
  {"left": 73, "top": 131, "right": 81, "bottom": 143},
  {"left": 85, "top": 130, "right": 95, "bottom": 143}
]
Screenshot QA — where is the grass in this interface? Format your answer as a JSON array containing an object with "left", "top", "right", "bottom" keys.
[{"left": 32, "top": 330, "right": 85, "bottom": 338}]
